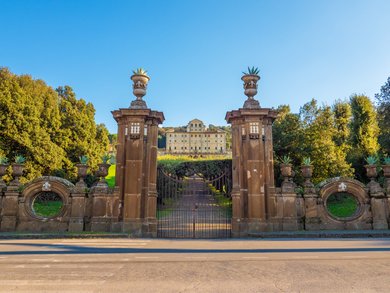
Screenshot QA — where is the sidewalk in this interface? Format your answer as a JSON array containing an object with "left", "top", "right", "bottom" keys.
[{"left": 1, "top": 230, "right": 390, "bottom": 240}]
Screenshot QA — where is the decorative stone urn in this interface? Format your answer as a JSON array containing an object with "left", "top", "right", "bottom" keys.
[
  {"left": 130, "top": 73, "right": 150, "bottom": 109},
  {"left": 280, "top": 163, "right": 292, "bottom": 182},
  {"left": 242, "top": 74, "right": 261, "bottom": 109},
  {"left": 301, "top": 165, "right": 313, "bottom": 180},
  {"left": 365, "top": 164, "right": 377, "bottom": 181},
  {"left": 10, "top": 163, "right": 24, "bottom": 186},
  {"left": 96, "top": 163, "right": 110, "bottom": 183},
  {"left": 301, "top": 164, "right": 315, "bottom": 194},
  {"left": 76, "top": 164, "right": 88, "bottom": 182}
]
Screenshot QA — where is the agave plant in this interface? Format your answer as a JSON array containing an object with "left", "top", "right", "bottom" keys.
[
  {"left": 242, "top": 66, "right": 260, "bottom": 75},
  {"left": 365, "top": 155, "right": 378, "bottom": 165},
  {"left": 0, "top": 156, "right": 9, "bottom": 164},
  {"left": 14, "top": 155, "right": 26, "bottom": 164},
  {"left": 302, "top": 157, "right": 312, "bottom": 165},
  {"left": 101, "top": 153, "right": 111, "bottom": 164},
  {"left": 109, "top": 156, "right": 116, "bottom": 165},
  {"left": 79, "top": 155, "right": 89, "bottom": 165},
  {"left": 132, "top": 68, "right": 148, "bottom": 76},
  {"left": 384, "top": 157, "right": 390, "bottom": 165},
  {"left": 280, "top": 155, "right": 292, "bottom": 165}
]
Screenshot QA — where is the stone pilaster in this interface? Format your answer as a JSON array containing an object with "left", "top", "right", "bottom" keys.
[
  {"left": 226, "top": 107, "right": 278, "bottom": 234},
  {"left": 0, "top": 184, "right": 20, "bottom": 232},
  {"left": 112, "top": 108, "right": 164, "bottom": 236},
  {"left": 367, "top": 180, "right": 388, "bottom": 230}
]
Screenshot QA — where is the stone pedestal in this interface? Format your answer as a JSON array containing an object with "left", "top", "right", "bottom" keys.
[
  {"left": 112, "top": 108, "right": 164, "bottom": 237},
  {"left": 368, "top": 181, "right": 388, "bottom": 230},
  {"left": 69, "top": 190, "right": 87, "bottom": 232},
  {"left": 226, "top": 107, "right": 278, "bottom": 235},
  {"left": 0, "top": 185, "right": 20, "bottom": 232}
]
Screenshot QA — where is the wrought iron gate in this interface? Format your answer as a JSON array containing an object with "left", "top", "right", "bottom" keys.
[{"left": 157, "top": 168, "right": 232, "bottom": 238}]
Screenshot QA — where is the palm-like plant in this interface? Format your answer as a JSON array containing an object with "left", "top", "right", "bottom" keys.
[
  {"left": 79, "top": 155, "right": 89, "bottom": 165},
  {"left": 365, "top": 155, "right": 378, "bottom": 165},
  {"left": 384, "top": 157, "right": 390, "bottom": 165},
  {"left": 14, "top": 155, "right": 26, "bottom": 164},
  {"left": 101, "top": 154, "right": 111, "bottom": 164},
  {"left": 302, "top": 157, "right": 312, "bottom": 165},
  {"left": 280, "top": 155, "right": 292, "bottom": 165},
  {"left": 132, "top": 68, "right": 148, "bottom": 76},
  {"left": 242, "top": 66, "right": 260, "bottom": 75},
  {"left": 0, "top": 156, "right": 9, "bottom": 164}
]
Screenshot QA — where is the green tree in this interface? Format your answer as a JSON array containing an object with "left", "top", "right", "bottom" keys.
[
  {"left": 375, "top": 77, "right": 390, "bottom": 155},
  {"left": 56, "top": 86, "right": 109, "bottom": 176},
  {"left": 300, "top": 100, "right": 353, "bottom": 184},
  {"left": 0, "top": 68, "right": 109, "bottom": 183},
  {"left": 0, "top": 68, "right": 66, "bottom": 181},
  {"left": 273, "top": 105, "right": 305, "bottom": 184},
  {"left": 349, "top": 94, "right": 380, "bottom": 181}
]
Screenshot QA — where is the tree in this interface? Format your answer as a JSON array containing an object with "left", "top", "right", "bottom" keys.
[
  {"left": 300, "top": 100, "right": 353, "bottom": 184},
  {"left": 375, "top": 77, "right": 390, "bottom": 155},
  {"left": 273, "top": 105, "right": 305, "bottom": 184},
  {"left": 0, "top": 68, "right": 109, "bottom": 183},
  {"left": 0, "top": 68, "right": 65, "bottom": 181},
  {"left": 349, "top": 94, "right": 380, "bottom": 181},
  {"left": 56, "top": 86, "right": 109, "bottom": 176}
]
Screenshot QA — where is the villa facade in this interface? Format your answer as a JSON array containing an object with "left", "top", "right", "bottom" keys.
[{"left": 166, "top": 119, "right": 226, "bottom": 154}]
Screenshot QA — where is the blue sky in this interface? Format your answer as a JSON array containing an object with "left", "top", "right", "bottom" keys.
[{"left": 1, "top": 0, "right": 390, "bottom": 133}]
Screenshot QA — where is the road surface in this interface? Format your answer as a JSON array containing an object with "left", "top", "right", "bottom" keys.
[{"left": 1, "top": 238, "right": 390, "bottom": 292}]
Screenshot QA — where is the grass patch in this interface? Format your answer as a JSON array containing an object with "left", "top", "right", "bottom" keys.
[
  {"left": 105, "top": 165, "right": 116, "bottom": 187},
  {"left": 157, "top": 209, "right": 173, "bottom": 219},
  {"left": 326, "top": 192, "right": 358, "bottom": 218},
  {"left": 33, "top": 200, "right": 63, "bottom": 218}
]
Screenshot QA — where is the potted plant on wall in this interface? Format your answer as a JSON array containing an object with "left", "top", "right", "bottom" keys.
[
  {"left": 301, "top": 157, "right": 313, "bottom": 180},
  {"left": 365, "top": 155, "right": 378, "bottom": 180},
  {"left": 280, "top": 155, "right": 292, "bottom": 180},
  {"left": 130, "top": 68, "right": 150, "bottom": 109},
  {"left": 242, "top": 66, "right": 261, "bottom": 109},
  {"left": 76, "top": 155, "right": 89, "bottom": 181},
  {"left": 97, "top": 154, "right": 111, "bottom": 182},
  {"left": 11, "top": 155, "right": 26, "bottom": 185}
]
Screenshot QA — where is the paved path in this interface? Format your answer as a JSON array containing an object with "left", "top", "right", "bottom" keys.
[{"left": 1, "top": 238, "right": 390, "bottom": 292}]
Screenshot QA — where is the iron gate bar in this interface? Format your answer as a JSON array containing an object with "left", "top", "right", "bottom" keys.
[{"left": 157, "top": 167, "right": 232, "bottom": 239}]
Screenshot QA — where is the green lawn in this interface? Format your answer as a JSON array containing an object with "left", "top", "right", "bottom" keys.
[
  {"left": 33, "top": 201, "right": 63, "bottom": 218},
  {"left": 327, "top": 193, "right": 358, "bottom": 218},
  {"left": 105, "top": 165, "right": 116, "bottom": 187}
]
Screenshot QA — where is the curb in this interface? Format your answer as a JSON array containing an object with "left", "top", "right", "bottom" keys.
[
  {"left": 248, "top": 230, "right": 390, "bottom": 239},
  {"left": 0, "top": 233, "right": 131, "bottom": 240}
]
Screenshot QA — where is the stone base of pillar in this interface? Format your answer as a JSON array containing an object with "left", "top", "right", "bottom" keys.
[
  {"left": 0, "top": 215, "right": 17, "bottom": 231},
  {"left": 247, "top": 219, "right": 269, "bottom": 233},
  {"left": 122, "top": 219, "right": 143, "bottom": 237},
  {"left": 282, "top": 217, "right": 303, "bottom": 231},
  {"left": 231, "top": 218, "right": 248, "bottom": 237},
  {"left": 142, "top": 218, "right": 157, "bottom": 238},
  {"left": 91, "top": 218, "right": 111, "bottom": 232},
  {"left": 68, "top": 217, "right": 84, "bottom": 232},
  {"left": 304, "top": 217, "right": 321, "bottom": 230},
  {"left": 373, "top": 220, "right": 389, "bottom": 230},
  {"left": 111, "top": 221, "right": 122, "bottom": 233}
]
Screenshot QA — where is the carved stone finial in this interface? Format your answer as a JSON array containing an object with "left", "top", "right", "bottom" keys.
[
  {"left": 130, "top": 73, "right": 150, "bottom": 109},
  {"left": 241, "top": 74, "right": 261, "bottom": 109}
]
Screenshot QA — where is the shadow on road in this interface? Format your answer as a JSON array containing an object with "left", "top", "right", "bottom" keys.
[{"left": 1, "top": 242, "right": 390, "bottom": 255}]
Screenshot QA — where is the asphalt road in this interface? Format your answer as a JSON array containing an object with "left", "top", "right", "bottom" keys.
[{"left": 1, "top": 238, "right": 390, "bottom": 293}]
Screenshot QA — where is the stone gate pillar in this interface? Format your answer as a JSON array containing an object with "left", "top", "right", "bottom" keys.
[
  {"left": 112, "top": 71, "right": 164, "bottom": 237},
  {"left": 226, "top": 71, "right": 277, "bottom": 236}
]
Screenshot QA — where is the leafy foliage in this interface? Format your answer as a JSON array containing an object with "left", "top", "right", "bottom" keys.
[
  {"left": 0, "top": 68, "right": 109, "bottom": 183},
  {"left": 375, "top": 77, "right": 390, "bottom": 155}
]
